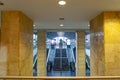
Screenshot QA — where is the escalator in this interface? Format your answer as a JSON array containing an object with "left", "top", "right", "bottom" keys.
[
  {"left": 86, "top": 55, "right": 90, "bottom": 76},
  {"left": 47, "top": 48, "right": 76, "bottom": 76},
  {"left": 66, "top": 48, "right": 76, "bottom": 72},
  {"left": 53, "top": 49, "right": 69, "bottom": 71},
  {"left": 33, "top": 54, "right": 37, "bottom": 76},
  {"left": 86, "top": 55, "right": 90, "bottom": 69},
  {"left": 46, "top": 48, "right": 56, "bottom": 72}
]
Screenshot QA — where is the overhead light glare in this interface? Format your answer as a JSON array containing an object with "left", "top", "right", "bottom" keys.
[
  {"left": 33, "top": 24, "right": 36, "bottom": 27},
  {"left": 58, "top": 0, "right": 66, "bottom": 5},
  {"left": 60, "top": 24, "right": 64, "bottom": 27}
]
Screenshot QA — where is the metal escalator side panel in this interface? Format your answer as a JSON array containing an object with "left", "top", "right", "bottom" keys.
[
  {"left": 86, "top": 55, "right": 90, "bottom": 69},
  {"left": 47, "top": 48, "right": 56, "bottom": 65}
]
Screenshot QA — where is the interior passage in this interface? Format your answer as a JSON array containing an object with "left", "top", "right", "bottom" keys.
[{"left": 47, "top": 48, "right": 76, "bottom": 76}]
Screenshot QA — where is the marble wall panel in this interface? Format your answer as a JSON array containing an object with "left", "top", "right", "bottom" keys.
[
  {"left": 104, "top": 12, "right": 120, "bottom": 76},
  {"left": 90, "top": 11, "right": 120, "bottom": 76},
  {"left": 37, "top": 30, "right": 46, "bottom": 76},
  {"left": 90, "top": 13, "right": 105, "bottom": 76},
  {"left": 1, "top": 11, "right": 20, "bottom": 76},
  {"left": 1, "top": 11, "right": 33, "bottom": 76},
  {"left": 19, "top": 12, "right": 33, "bottom": 76},
  {"left": 77, "top": 30, "right": 86, "bottom": 76}
]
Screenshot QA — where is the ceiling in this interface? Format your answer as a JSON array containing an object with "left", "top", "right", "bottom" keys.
[{"left": 1, "top": 0, "right": 120, "bottom": 30}]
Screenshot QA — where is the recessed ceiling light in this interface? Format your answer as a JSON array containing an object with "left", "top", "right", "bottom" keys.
[
  {"left": 59, "top": 18, "right": 65, "bottom": 20},
  {"left": 60, "top": 24, "right": 64, "bottom": 27},
  {"left": 33, "top": 24, "right": 36, "bottom": 27},
  {"left": 58, "top": 0, "right": 66, "bottom": 5}
]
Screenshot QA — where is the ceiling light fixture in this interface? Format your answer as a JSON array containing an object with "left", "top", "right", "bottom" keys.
[
  {"left": 60, "top": 24, "right": 64, "bottom": 27},
  {"left": 33, "top": 24, "right": 36, "bottom": 27},
  {"left": 59, "top": 18, "right": 65, "bottom": 20},
  {"left": 58, "top": 0, "right": 66, "bottom": 6}
]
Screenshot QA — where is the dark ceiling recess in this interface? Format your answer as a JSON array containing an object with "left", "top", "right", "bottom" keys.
[
  {"left": 0, "top": 2, "right": 4, "bottom": 5},
  {"left": 59, "top": 18, "right": 64, "bottom": 20}
]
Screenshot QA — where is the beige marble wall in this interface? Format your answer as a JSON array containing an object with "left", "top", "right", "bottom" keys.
[
  {"left": 90, "top": 11, "right": 120, "bottom": 76},
  {"left": 77, "top": 30, "right": 86, "bottom": 76},
  {"left": 37, "top": 29, "right": 46, "bottom": 76},
  {"left": 90, "top": 13, "right": 105, "bottom": 76},
  {"left": 1, "top": 11, "right": 33, "bottom": 76}
]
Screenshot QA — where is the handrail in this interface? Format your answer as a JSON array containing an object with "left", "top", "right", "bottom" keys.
[
  {"left": 0, "top": 76, "right": 120, "bottom": 79},
  {"left": 33, "top": 54, "right": 37, "bottom": 67},
  {"left": 86, "top": 55, "right": 90, "bottom": 68},
  {"left": 46, "top": 48, "right": 51, "bottom": 63}
]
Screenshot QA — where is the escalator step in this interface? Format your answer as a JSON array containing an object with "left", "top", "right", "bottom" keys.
[
  {"left": 55, "top": 49, "right": 61, "bottom": 57},
  {"left": 53, "top": 58, "right": 61, "bottom": 71},
  {"left": 55, "top": 52, "right": 60, "bottom": 57},
  {"left": 62, "top": 49, "right": 67, "bottom": 57},
  {"left": 62, "top": 58, "right": 69, "bottom": 71}
]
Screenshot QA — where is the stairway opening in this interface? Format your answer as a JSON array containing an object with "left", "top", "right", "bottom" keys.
[{"left": 46, "top": 32, "right": 76, "bottom": 76}]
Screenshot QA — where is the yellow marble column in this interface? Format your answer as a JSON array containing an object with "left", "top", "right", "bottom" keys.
[
  {"left": 19, "top": 11, "right": 33, "bottom": 76},
  {"left": 90, "top": 12, "right": 120, "bottom": 76},
  {"left": 0, "top": 27, "right": 7, "bottom": 76},
  {"left": 104, "top": 12, "right": 120, "bottom": 76},
  {"left": 1, "top": 11, "right": 33, "bottom": 76},
  {"left": 37, "top": 29, "right": 46, "bottom": 76},
  {"left": 77, "top": 30, "right": 86, "bottom": 76}
]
